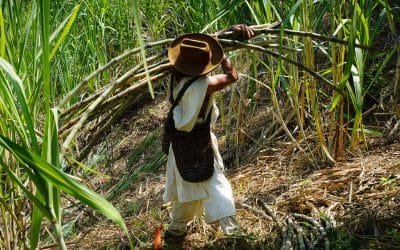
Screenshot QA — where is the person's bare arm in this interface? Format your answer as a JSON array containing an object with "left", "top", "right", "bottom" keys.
[
  {"left": 206, "top": 55, "right": 237, "bottom": 94},
  {"left": 206, "top": 24, "right": 255, "bottom": 94}
]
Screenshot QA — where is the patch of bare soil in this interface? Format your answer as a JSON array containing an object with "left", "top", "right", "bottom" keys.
[{"left": 60, "top": 95, "right": 400, "bottom": 250}]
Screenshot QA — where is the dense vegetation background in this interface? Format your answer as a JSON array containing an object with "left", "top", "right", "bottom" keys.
[{"left": 0, "top": 0, "right": 398, "bottom": 248}]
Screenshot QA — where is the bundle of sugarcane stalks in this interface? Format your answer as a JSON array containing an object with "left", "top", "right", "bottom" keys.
[
  {"left": 57, "top": 21, "right": 373, "bottom": 160},
  {"left": 241, "top": 199, "right": 331, "bottom": 250}
]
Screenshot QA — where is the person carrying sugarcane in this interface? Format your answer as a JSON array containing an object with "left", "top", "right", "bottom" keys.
[{"left": 162, "top": 24, "right": 255, "bottom": 240}]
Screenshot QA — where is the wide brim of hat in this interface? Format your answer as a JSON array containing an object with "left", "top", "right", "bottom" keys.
[{"left": 168, "top": 33, "right": 224, "bottom": 76}]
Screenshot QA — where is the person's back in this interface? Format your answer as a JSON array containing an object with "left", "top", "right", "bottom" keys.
[{"left": 162, "top": 25, "right": 255, "bottom": 241}]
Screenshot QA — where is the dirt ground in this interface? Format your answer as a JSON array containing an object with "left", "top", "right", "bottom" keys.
[{"left": 58, "top": 95, "right": 400, "bottom": 250}]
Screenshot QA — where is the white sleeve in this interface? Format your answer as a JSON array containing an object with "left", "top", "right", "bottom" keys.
[{"left": 173, "top": 76, "right": 209, "bottom": 132}]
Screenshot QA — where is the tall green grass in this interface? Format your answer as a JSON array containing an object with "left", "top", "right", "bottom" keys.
[
  {"left": 0, "top": 1, "right": 130, "bottom": 248},
  {"left": 229, "top": 0, "right": 396, "bottom": 161}
]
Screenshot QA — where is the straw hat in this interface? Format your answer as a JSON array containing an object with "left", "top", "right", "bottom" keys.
[{"left": 168, "top": 33, "right": 224, "bottom": 76}]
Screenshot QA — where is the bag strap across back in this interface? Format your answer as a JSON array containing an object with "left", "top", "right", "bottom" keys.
[
  {"left": 169, "top": 72, "right": 200, "bottom": 111},
  {"left": 168, "top": 72, "right": 212, "bottom": 123}
]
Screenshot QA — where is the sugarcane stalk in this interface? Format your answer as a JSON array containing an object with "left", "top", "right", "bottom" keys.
[
  {"left": 85, "top": 107, "right": 120, "bottom": 136},
  {"left": 62, "top": 60, "right": 167, "bottom": 151},
  {"left": 59, "top": 102, "right": 124, "bottom": 138},
  {"left": 280, "top": 221, "right": 290, "bottom": 250},
  {"left": 72, "top": 92, "right": 134, "bottom": 132},
  {"left": 63, "top": 60, "right": 167, "bottom": 122},
  {"left": 264, "top": 43, "right": 303, "bottom": 52},
  {"left": 69, "top": 66, "right": 169, "bottom": 135},
  {"left": 57, "top": 23, "right": 309, "bottom": 118},
  {"left": 62, "top": 81, "right": 118, "bottom": 151},
  {"left": 124, "top": 61, "right": 171, "bottom": 85},
  {"left": 86, "top": 97, "right": 128, "bottom": 123},
  {"left": 257, "top": 199, "right": 278, "bottom": 222},
  {"left": 287, "top": 217, "right": 295, "bottom": 249},
  {"left": 59, "top": 22, "right": 361, "bottom": 153},
  {"left": 60, "top": 22, "right": 363, "bottom": 117},
  {"left": 77, "top": 94, "right": 140, "bottom": 161},
  {"left": 267, "top": 110, "right": 296, "bottom": 141},
  {"left": 320, "top": 217, "right": 332, "bottom": 232},
  {"left": 221, "top": 25, "right": 373, "bottom": 51},
  {"left": 58, "top": 23, "right": 281, "bottom": 112},
  {"left": 79, "top": 59, "right": 167, "bottom": 117},
  {"left": 294, "top": 222, "right": 306, "bottom": 250},
  {"left": 101, "top": 70, "right": 171, "bottom": 107},
  {"left": 60, "top": 54, "right": 165, "bottom": 118},
  {"left": 59, "top": 115, "right": 80, "bottom": 137},
  {"left": 61, "top": 34, "right": 331, "bottom": 123},
  {"left": 60, "top": 67, "right": 141, "bottom": 119},
  {"left": 65, "top": 72, "right": 169, "bottom": 134},
  {"left": 58, "top": 26, "right": 274, "bottom": 112},
  {"left": 324, "top": 237, "right": 330, "bottom": 250},
  {"left": 218, "top": 39, "right": 344, "bottom": 96},
  {"left": 58, "top": 39, "right": 173, "bottom": 109},
  {"left": 64, "top": 59, "right": 288, "bottom": 154},
  {"left": 293, "top": 214, "right": 326, "bottom": 237},
  {"left": 251, "top": 21, "right": 283, "bottom": 30},
  {"left": 293, "top": 213, "right": 330, "bottom": 250},
  {"left": 241, "top": 203, "right": 273, "bottom": 221},
  {"left": 261, "top": 29, "right": 373, "bottom": 51}
]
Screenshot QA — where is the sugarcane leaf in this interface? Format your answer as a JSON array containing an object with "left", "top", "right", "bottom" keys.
[
  {"left": 200, "top": 9, "right": 228, "bottom": 33},
  {"left": 43, "top": 108, "right": 62, "bottom": 220},
  {"left": 332, "top": 19, "right": 350, "bottom": 36},
  {"left": 340, "top": 12, "right": 356, "bottom": 89},
  {"left": 353, "top": 1, "right": 369, "bottom": 45},
  {"left": 0, "top": 159, "right": 50, "bottom": 218},
  {"left": 0, "top": 73, "right": 29, "bottom": 145},
  {"left": 0, "top": 158, "right": 47, "bottom": 249},
  {"left": 31, "top": 1, "right": 53, "bottom": 246},
  {"left": 132, "top": 0, "right": 154, "bottom": 99},
  {"left": 0, "top": 53, "right": 49, "bottom": 250},
  {"left": 17, "top": 0, "right": 37, "bottom": 73},
  {"left": 283, "top": 0, "right": 302, "bottom": 28},
  {"left": 330, "top": 14, "right": 357, "bottom": 111},
  {"left": 0, "top": 135, "right": 128, "bottom": 234},
  {"left": 364, "top": 47, "right": 397, "bottom": 96},
  {"left": 38, "top": 0, "right": 51, "bottom": 113},
  {"left": 35, "top": 2, "right": 81, "bottom": 62},
  {"left": 0, "top": 9, "right": 6, "bottom": 57},
  {"left": 377, "top": 0, "right": 395, "bottom": 33},
  {"left": 371, "top": 8, "right": 389, "bottom": 44},
  {"left": 0, "top": 57, "right": 40, "bottom": 153},
  {"left": 346, "top": 66, "right": 357, "bottom": 108},
  {"left": 245, "top": 0, "right": 261, "bottom": 25},
  {"left": 31, "top": 201, "right": 45, "bottom": 249},
  {"left": 353, "top": 46, "right": 363, "bottom": 109},
  {"left": 50, "top": 3, "right": 81, "bottom": 60},
  {"left": 360, "top": 128, "right": 383, "bottom": 136}
]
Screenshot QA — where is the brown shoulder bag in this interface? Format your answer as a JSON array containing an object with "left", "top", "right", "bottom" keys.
[{"left": 162, "top": 74, "right": 214, "bottom": 182}]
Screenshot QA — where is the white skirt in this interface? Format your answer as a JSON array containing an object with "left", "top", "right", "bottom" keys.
[{"left": 163, "top": 132, "right": 236, "bottom": 223}]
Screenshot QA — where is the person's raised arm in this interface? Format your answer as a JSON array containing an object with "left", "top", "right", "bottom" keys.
[
  {"left": 206, "top": 54, "right": 237, "bottom": 94},
  {"left": 206, "top": 24, "right": 255, "bottom": 94}
]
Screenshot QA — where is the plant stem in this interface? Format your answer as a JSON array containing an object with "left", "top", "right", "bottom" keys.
[
  {"left": 219, "top": 39, "right": 345, "bottom": 95},
  {"left": 58, "top": 39, "right": 172, "bottom": 109},
  {"left": 50, "top": 210, "right": 67, "bottom": 250}
]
